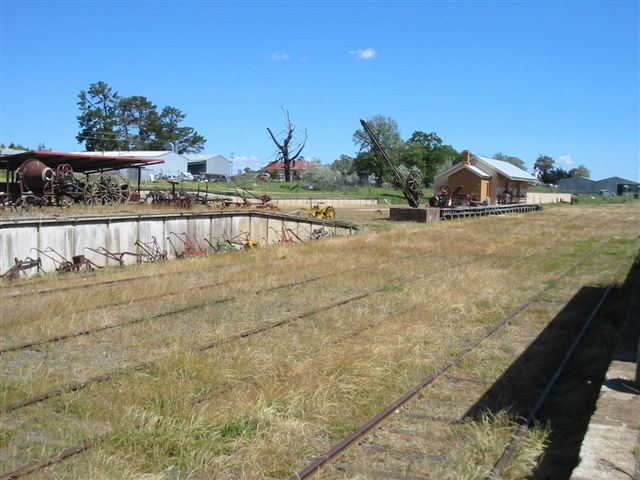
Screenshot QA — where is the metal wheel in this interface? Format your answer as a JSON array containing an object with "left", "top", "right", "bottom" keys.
[
  {"left": 83, "top": 172, "right": 131, "bottom": 205},
  {"left": 406, "top": 170, "right": 424, "bottom": 198}
]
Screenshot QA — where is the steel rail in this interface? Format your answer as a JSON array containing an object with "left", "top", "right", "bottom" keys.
[
  {"left": 0, "top": 434, "right": 106, "bottom": 480},
  {"left": 1, "top": 248, "right": 483, "bottom": 355},
  {"left": 0, "top": 242, "right": 575, "bottom": 410},
  {"left": 0, "top": 259, "right": 247, "bottom": 299},
  {"left": 0, "top": 252, "right": 485, "bottom": 411},
  {"left": 288, "top": 260, "right": 586, "bottom": 480},
  {"left": 0, "top": 286, "right": 434, "bottom": 479},
  {"left": 0, "top": 275, "right": 325, "bottom": 355},
  {"left": 0, "top": 251, "right": 605, "bottom": 479},
  {"left": 0, "top": 291, "right": 375, "bottom": 414},
  {"left": 0, "top": 249, "right": 423, "bottom": 354},
  {"left": 486, "top": 259, "right": 632, "bottom": 479}
]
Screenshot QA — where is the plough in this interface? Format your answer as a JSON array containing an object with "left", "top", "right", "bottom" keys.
[
  {"left": 0, "top": 256, "right": 44, "bottom": 280},
  {"left": 167, "top": 232, "right": 208, "bottom": 258},
  {"left": 31, "top": 247, "right": 101, "bottom": 273}
]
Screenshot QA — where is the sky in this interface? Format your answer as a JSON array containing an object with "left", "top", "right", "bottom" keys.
[{"left": 1, "top": 0, "right": 638, "bottom": 180}]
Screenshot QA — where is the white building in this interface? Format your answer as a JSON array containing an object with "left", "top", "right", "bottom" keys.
[
  {"left": 79, "top": 151, "right": 189, "bottom": 178},
  {"left": 185, "top": 154, "right": 232, "bottom": 181}
]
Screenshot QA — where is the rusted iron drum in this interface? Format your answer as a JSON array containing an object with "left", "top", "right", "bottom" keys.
[{"left": 17, "top": 158, "right": 54, "bottom": 193}]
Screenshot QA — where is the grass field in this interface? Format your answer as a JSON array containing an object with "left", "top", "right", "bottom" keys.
[{"left": 1, "top": 203, "right": 638, "bottom": 479}]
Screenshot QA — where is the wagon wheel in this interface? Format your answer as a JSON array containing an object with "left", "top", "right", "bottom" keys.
[
  {"left": 83, "top": 172, "right": 131, "bottom": 205},
  {"left": 406, "top": 170, "right": 424, "bottom": 198},
  {"left": 102, "top": 172, "right": 130, "bottom": 204},
  {"left": 83, "top": 178, "right": 101, "bottom": 205}
]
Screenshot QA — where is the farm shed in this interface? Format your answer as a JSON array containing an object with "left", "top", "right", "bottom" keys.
[
  {"left": 186, "top": 154, "right": 232, "bottom": 181},
  {"left": 433, "top": 151, "right": 538, "bottom": 204},
  {"left": 558, "top": 176, "right": 640, "bottom": 195},
  {"left": 0, "top": 150, "right": 164, "bottom": 196},
  {"left": 79, "top": 151, "right": 189, "bottom": 178}
]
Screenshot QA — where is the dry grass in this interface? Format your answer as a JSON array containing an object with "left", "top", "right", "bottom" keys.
[{"left": 0, "top": 204, "right": 638, "bottom": 478}]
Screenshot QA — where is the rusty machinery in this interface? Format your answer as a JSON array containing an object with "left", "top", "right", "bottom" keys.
[
  {"left": 427, "top": 184, "right": 465, "bottom": 208},
  {"left": 0, "top": 256, "right": 44, "bottom": 280},
  {"left": 6, "top": 158, "right": 132, "bottom": 210},
  {"left": 204, "top": 231, "right": 259, "bottom": 252},
  {"left": 31, "top": 247, "right": 101, "bottom": 273},
  {"left": 167, "top": 232, "right": 208, "bottom": 258},
  {"left": 359, "top": 119, "right": 424, "bottom": 208},
  {"left": 84, "top": 236, "right": 169, "bottom": 266}
]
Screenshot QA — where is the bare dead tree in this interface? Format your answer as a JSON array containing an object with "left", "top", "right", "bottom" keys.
[{"left": 266, "top": 111, "right": 307, "bottom": 182}]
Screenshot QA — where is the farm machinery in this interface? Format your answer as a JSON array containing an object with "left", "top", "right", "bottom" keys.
[
  {"left": 359, "top": 119, "right": 424, "bottom": 208},
  {"left": 1, "top": 158, "right": 131, "bottom": 210},
  {"left": 304, "top": 204, "right": 335, "bottom": 220}
]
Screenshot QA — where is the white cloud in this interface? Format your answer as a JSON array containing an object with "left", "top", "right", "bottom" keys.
[
  {"left": 271, "top": 51, "right": 290, "bottom": 61},
  {"left": 558, "top": 154, "right": 574, "bottom": 165},
  {"left": 349, "top": 48, "right": 377, "bottom": 59}
]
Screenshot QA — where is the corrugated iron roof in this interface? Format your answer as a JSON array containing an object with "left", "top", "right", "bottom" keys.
[
  {"left": 467, "top": 164, "right": 491, "bottom": 178},
  {"left": 83, "top": 151, "right": 172, "bottom": 158},
  {"left": 474, "top": 155, "right": 538, "bottom": 181},
  {"left": 0, "top": 150, "right": 164, "bottom": 173}
]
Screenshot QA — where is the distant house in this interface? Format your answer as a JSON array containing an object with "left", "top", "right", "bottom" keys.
[
  {"left": 558, "top": 176, "right": 639, "bottom": 195},
  {"left": 433, "top": 151, "right": 538, "bottom": 204},
  {"left": 185, "top": 154, "right": 231, "bottom": 182},
  {"left": 263, "top": 159, "right": 309, "bottom": 179}
]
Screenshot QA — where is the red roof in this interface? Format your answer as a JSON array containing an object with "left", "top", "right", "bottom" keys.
[
  {"left": 263, "top": 160, "right": 309, "bottom": 172},
  {"left": 0, "top": 150, "right": 164, "bottom": 173}
]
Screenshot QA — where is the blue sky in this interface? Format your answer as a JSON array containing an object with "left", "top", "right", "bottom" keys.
[{"left": 1, "top": 1, "right": 638, "bottom": 180}]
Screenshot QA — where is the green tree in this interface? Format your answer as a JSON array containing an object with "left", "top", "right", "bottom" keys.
[
  {"left": 332, "top": 154, "right": 355, "bottom": 176},
  {"left": 534, "top": 155, "right": 556, "bottom": 184},
  {"left": 1, "top": 142, "right": 29, "bottom": 150},
  {"left": 352, "top": 115, "right": 403, "bottom": 186},
  {"left": 149, "top": 106, "right": 206, "bottom": 154},
  {"left": 76, "top": 81, "right": 121, "bottom": 151},
  {"left": 493, "top": 152, "right": 527, "bottom": 171},
  {"left": 117, "top": 95, "right": 159, "bottom": 150},
  {"left": 76, "top": 81, "right": 206, "bottom": 153},
  {"left": 402, "top": 131, "right": 456, "bottom": 184},
  {"left": 568, "top": 165, "right": 591, "bottom": 178}
]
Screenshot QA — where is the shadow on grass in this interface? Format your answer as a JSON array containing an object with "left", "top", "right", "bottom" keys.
[{"left": 463, "top": 260, "right": 639, "bottom": 479}]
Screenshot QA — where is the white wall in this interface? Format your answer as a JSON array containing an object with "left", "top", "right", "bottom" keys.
[
  {"left": 0, "top": 212, "right": 357, "bottom": 276},
  {"left": 526, "top": 192, "right": 572, "bottom": 204}
]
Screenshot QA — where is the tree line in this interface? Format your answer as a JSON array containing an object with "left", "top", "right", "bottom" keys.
[
  {"left": 323, "top": 115, "right": 590, "bottom": 187},
  {"left": 76, "top": 81, "right": 205, "bottom": 154}
]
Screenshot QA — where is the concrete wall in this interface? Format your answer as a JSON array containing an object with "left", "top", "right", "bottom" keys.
[
  {"left": 526, "top": 192, "right": 572, "bottom": 204},
  {"left": 0, "top": 211, "right": 357, "bottom": 276}
]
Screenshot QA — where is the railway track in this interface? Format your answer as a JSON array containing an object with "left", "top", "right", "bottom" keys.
[
  {"left": 288, "top": 256, "right": 636, "bottom": 480},
  {"left": 0, "top": 248, "right": 456, "bottom": 354},
  {"left": 0, "top": 257, "right": 251, "bottom": 298},
  {"left": 0, "top": 253, "right": 605, "bottom": 480},
  {"left": 2, "top": 236, "right": 566, "bottom": 353},
  {"left": 2, "top": 245, "right": 509, "bottom": 412}
]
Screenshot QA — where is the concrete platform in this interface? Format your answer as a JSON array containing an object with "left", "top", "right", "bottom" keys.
[
  {"left": 389, "top": 207, "right": 440, "bottom": 222},
  {"left": 570, "top": 272, "right": 640, "bottom": 480},
  {"left": 388, "top": 204, "right": 541, "bottom": 222}
]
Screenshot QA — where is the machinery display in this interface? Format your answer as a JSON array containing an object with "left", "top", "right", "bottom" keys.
[
  {"left": 359, "top": 119, "right": 424, "bottom": 208},
  {"left": 2, "top": 158, "right": 132, "bottom": 210}
]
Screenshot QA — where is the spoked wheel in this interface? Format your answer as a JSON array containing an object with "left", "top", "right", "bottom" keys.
[
  {"left": 406, "top": 170, "right": 424, "bottom": 198},
  {"left": 83, "top": 172, "right": 131, "bottom": 205}
]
